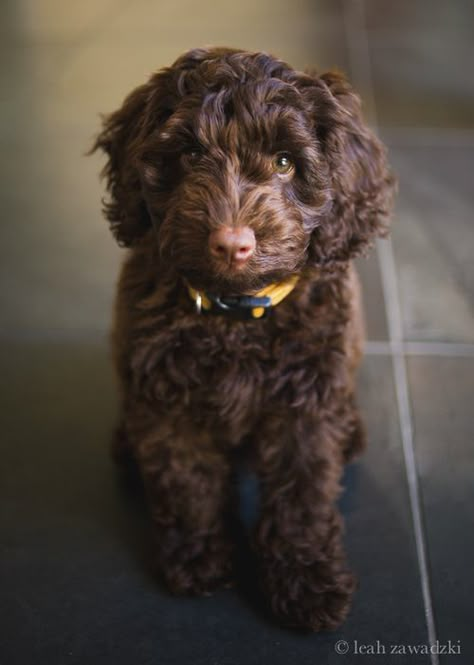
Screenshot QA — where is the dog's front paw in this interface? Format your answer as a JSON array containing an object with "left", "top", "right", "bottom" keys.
[
  {"left": 156, "top": 529, "right": 234, "bottom": 596},
  {"left": 261, "top": 557, "right": 356, "bottom": 631}
]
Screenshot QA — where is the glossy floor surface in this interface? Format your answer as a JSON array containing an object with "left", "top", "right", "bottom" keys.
[{"left": 1, "top": 1, "right": 472, "bottom": 664}]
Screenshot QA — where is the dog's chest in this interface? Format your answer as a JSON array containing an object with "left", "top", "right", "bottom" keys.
[
  {"left": 131, "top": 313, "right": 311, "bottom": 426},
  {"left": 132, "top": 307, "right": 342, "bottom": 447}
]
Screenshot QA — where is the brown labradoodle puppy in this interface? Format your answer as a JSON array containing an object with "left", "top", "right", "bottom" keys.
[{"left": 91, "top": 47, "right": 395, "bottom": 631}]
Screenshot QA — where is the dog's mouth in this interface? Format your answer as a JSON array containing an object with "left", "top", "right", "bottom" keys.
[
  {"left": 180, "top": 261, "right": 302, "bottom": 298},
  {"left": 158, "top": 214, "right": 308, "bottom": 297},
  {"left": 158, "top": 198, "right": 310, "bottom": 296},
  {"left": 175, "top": 244, "right": 307, "bottom": 298}
]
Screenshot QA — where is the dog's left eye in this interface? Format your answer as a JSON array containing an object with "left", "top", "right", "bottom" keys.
[{"left": 272, "top": 153, "right": 294, "bottom": 175}]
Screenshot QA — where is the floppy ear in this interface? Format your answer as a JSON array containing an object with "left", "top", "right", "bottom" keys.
[
  {"left": 307, "top": 70, "right": 396, "bottom": 267},
  {"left": 90, "top": 69, "right": 178, "bottom": 247},
  {"left": 90, "top": 48, "right": 237, "bottom": 247}
]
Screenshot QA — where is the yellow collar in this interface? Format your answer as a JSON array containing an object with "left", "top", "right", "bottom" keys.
[{"left": 187, "top": 275, "right": 299, "bottom": 319}]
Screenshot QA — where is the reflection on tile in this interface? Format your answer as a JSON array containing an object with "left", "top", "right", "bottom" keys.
[
  {"left": 389, "top": 147, "right": 474, "bottom": 343},
  {"left": 0, "top": 346, "right": 429, "bottom": 664},
  {"left": 407, "top": 356, "right": 474, "bottom": 663},
  {"left": 0, "top": 135, "right": 120, "bottom": 333},
  {"left": 355, "top": 253, "right": 388, "bottom": 341}
]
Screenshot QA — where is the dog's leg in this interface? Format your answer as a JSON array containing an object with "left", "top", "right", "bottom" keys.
[
  {"left": 253, "top": 406, "right": 356, "bottom": 631},
  {"left": 128, "top": 402, "right": 234, "bottom": 595}
]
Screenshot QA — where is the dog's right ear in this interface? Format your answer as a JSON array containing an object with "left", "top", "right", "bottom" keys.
[
  {"left": 89, "top": 70, "right": 177, "bottom": 247},
  {"left": 90, "top": 48, "right": 234, "bottom": 247}
]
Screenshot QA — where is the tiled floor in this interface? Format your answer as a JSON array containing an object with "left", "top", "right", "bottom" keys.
[{"left": 1, "top": 1, "right": 472, "bottom": 664}]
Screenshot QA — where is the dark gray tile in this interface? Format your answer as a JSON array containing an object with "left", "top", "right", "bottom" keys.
[
  {"left": 407, "top": 356, "right": 474, "bottom": 663},
  {"left": 338, "top": 355, "right": 430, "bottom": 657},
  {"left": 388, "top": 146, "right": 474, "bottom": 343},
  {"left": 365, "top": 0, "right": 474, "bottom": 128},
  {"left": 0, "top": 345, "right": 429, "bottom": 664}
]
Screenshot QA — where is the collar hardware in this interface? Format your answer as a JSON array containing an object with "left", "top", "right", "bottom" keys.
[{"left": 187, "top": 275, "right": 299, "bottom": 320}]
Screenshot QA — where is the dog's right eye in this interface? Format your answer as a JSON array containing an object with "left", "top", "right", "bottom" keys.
[{"left": 181, "top": 150, "right": 202, "bottom": 168}]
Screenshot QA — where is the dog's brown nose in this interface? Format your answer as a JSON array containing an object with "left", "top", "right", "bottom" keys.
[{"left": 209, "top": 226, "right": 256, "bottom": 264}]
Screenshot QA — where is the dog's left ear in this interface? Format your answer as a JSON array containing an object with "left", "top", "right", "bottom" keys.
[{"left": 302, "top": 70, "right": 396, "bottom": 267}]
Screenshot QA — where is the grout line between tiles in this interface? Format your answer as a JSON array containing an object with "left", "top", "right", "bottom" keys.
[
  {"left": 376, "top": 240, "right": 439, "bottom": 661},
  {"left": 364, "top": 340, "right": 391, "bottom": 355},
  {"left": 342, "top": 1, "right": 439, "bottom": 661},
  {"left": 364, "top": 341, "right": 474, "bottom": 357},
  {"left": 402, "top": 341, "right": 474, "bottom": 357}
]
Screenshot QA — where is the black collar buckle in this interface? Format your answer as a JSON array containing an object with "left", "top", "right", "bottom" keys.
[{"left": 205, "top": 293, "right": 272, "bottom": 320}]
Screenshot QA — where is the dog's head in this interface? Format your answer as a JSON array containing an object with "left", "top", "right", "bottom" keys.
[{"left": 92, "top": 47, "right": 395, "bottom": 294}]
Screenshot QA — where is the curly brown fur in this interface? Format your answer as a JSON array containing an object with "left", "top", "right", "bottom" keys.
[{"left": 91, "top": 47, "right": 395, "bottom": 631}]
